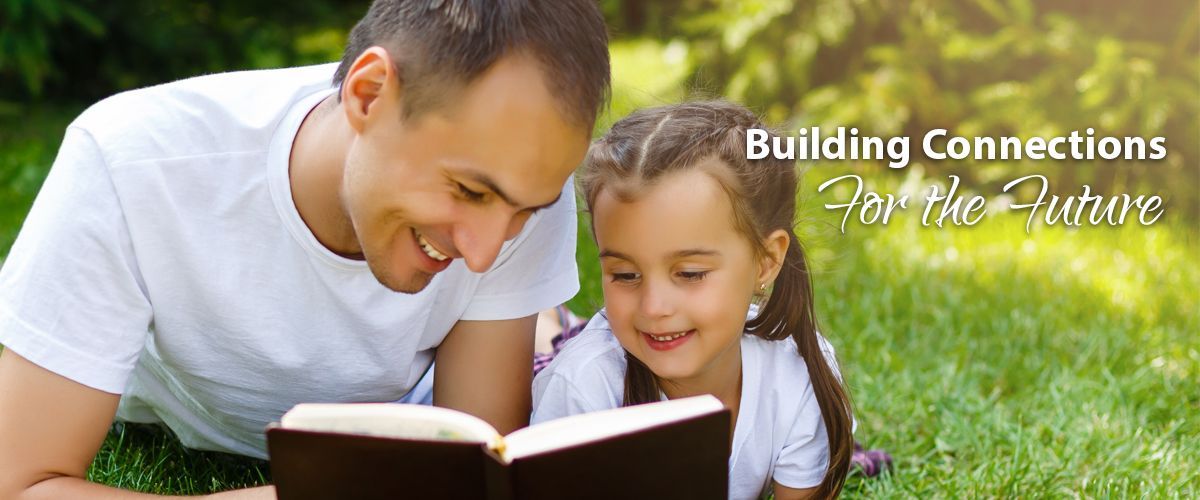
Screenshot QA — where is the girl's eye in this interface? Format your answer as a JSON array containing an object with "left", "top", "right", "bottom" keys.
[
  {"left": 456, "top": 182, "right": 486, "bottom": 202},
  {"left": 610, "top": 272, "right": 640, "bottom": 283},
  {"left": 678, "top": 270, "right": 709, "bottom": 282}
]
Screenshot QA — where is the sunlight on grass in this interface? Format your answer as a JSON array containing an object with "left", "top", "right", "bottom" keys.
[{"left": 796, "top": 169, "right": 1199, "bottom": 497}]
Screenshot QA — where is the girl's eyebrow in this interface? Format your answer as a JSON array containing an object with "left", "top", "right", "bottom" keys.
[
  {"left": 599, "top": 249, "right": 719, "bottom": 260},
  {"left": 671, "top": 249, "right": 719, "bottom": 258},
  {"left": 598, "top": 249, "right": 631, "bottom": 260}
]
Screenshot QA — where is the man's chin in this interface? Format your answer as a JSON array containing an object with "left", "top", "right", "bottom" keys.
[
  {"left": 366, "top": 261, "right": 435, "bottom": 294},
  {"left": 376, "top": 273, "right": 434, "bottom": 294}
]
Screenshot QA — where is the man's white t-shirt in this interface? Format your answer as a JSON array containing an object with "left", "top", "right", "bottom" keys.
[
  {"left": 0, "top": 64, "right": 579, "bottom": 459},
  {"left": 532, "top": 311, "right": 839, "bottom": 500}
]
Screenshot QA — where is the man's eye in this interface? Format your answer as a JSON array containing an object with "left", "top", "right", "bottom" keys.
[
  {"left": 457, "top": 183, "right": 486, "bottom": 202},
  {"left": 678, "top": 271, "right": 709, "bottom": 282},
  {"left": 610, "top": 272, "right": 640, "bottom": 283}
]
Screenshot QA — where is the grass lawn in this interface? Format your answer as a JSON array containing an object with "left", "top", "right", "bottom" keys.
[{"left": 2, "top": 100, "right": 1196, "bottom": 497}]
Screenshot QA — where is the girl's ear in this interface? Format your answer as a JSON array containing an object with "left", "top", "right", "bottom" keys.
[{"left": 757, "top": 229, "right": 790, "bottom": 287}]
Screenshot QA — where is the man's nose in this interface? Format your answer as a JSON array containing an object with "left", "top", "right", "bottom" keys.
[{"left": 454, "top": 209, "right": 530, "bottom": 273}]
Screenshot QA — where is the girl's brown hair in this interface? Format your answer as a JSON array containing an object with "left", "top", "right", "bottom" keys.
[{"left": 580, "top": 101, "right": 853, "bottom": 498}]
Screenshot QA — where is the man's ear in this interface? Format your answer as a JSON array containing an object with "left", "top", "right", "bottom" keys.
[
  {"left": 341, "top": 46, "right": 399, "bottom": 133},
  {"left": 757, "top": 229, "right": 790, "bottom": 288}
]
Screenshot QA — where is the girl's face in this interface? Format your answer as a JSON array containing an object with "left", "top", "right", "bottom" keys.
[{"left": 593, "top": 166, "right": 776, "bottom": 387}]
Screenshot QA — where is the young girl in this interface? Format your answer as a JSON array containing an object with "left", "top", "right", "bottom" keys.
[{"left": 531, "top": 101, "right": 854, "bottom": 500}]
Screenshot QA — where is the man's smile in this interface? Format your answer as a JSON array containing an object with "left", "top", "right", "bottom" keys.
[
  {"left": 416, "top": 231, "right": 450, "bottom": 261},
  {"left": 410, "top": 228, "right": 454, "bottom": 274}
]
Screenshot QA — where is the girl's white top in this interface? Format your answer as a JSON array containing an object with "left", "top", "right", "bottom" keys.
[{"left": 532, "top": 310, "right": 847, "bottom": 500}]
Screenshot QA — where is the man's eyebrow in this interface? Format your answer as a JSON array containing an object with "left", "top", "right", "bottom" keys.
[{"left": 462, "top": 170, "right": 562, "bottom": 210}]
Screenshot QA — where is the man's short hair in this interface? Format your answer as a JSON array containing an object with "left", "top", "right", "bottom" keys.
[{"left": 334, "top": 0, "right": 610, "bottom": 130}]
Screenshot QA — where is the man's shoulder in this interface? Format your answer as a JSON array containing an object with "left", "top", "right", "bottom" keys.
[{"left": 71, "top": 64, "right": 338, "bottom": 167}]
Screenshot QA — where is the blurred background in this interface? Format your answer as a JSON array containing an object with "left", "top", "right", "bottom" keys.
[{"left": 1, "top": 0, "right": 1197, "bottom": 497}]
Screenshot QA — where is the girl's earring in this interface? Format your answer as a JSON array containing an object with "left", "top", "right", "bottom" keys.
[{"left": 753, "top": 282, "right": 769, "bottom": 309}]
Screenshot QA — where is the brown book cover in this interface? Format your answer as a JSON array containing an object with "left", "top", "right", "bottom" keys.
[{"left": 267, "top": 396, "right": 730, "bottom": 500}]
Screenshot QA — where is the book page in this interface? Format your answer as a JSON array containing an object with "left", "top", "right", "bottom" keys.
[
  {"left": 502, "top": 395, "right": 724, "bottom": 462},
  {"left": 280, "top": 403, "right": 502, "bottom": 449}
]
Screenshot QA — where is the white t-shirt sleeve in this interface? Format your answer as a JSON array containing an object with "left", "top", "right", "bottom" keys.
[
  {"left": 530, "top": 323, "right": 626, "bottom": 424},
  {"left": 772, "top": 383, "right": 830, "bottom": 489},
  {"left": 530, "top": 371, "right": 607, "bottom": 424},
  {"left": 0, "top": 126, "right": 152, "bottom": 394},
  {"left": 771, "top": 334, "right": 848, "bottom": 489},
  {"left": 458, "top": 179, "right": 580, "bottom": 321}
]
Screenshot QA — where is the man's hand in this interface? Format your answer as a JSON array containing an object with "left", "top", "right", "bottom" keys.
[{"left": 432, "top": 315, "right": 538, "bottom": 434}]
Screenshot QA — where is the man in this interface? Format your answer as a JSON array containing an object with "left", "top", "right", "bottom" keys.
[{"left": 0, "top": 0, "right": 609, "bottom": 497}]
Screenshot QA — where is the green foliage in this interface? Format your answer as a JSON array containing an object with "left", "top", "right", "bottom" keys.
[
  {"left": 606, "top": 0, "right": 1200, "bottom": 216},
  {"left": 0, "top": 105, "right": 74, "bottom": 254},
  {"left": 0, "top": 0, "right": 103, "bottom": 97},
  {"left": 0, "top": 0, "right": 368, "bottom": 102}
]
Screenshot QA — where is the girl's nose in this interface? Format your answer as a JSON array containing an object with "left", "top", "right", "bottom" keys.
[{"left": 638, "top": 279, "right": 676, "bottom": 319}]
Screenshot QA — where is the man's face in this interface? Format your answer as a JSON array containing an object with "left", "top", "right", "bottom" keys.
[{"left": 342, "top": 54, "right": 589, "bottom": 293}]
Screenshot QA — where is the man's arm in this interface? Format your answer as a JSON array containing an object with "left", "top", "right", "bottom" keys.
[
  {"left": 0, "top": 350, "right": 274, "bottom": 499},
  {"left": 432, "top": 315, "right": 538, "bottom": 434}
]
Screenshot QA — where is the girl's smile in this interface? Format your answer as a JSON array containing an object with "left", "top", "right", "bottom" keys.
[{"left": 640, "top": 328, "right": 696, "bottom": 351}]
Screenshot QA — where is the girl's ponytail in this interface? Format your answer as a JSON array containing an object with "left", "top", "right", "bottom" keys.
[
  {"left": 749, "top": 232, "right": 854, "bottom": 499},
  {"left": 622, "top": 352, "right": 662, "bottom": 406}
]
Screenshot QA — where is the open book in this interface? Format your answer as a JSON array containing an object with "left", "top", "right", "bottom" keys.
[{"left": 267, "top": 395, "right": 730, "bottom": 500}]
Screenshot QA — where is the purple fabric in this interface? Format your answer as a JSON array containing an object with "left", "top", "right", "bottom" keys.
[
  {"left": 533, "top": 305, "right": 587, "bottom": 375},
  {"left": 850, "top": 442, "right": 893, "bottom": 477}
]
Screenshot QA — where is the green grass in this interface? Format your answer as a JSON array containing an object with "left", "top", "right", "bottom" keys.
[
  {"left": 3, "top": 101, "right": 1197, "bottom": 496},
  {"left": 88, "top": 424, "right": 269, "bottom": 495},
  {"left": 807, "top": 208, "right": 1198, "bottom": 498}
]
